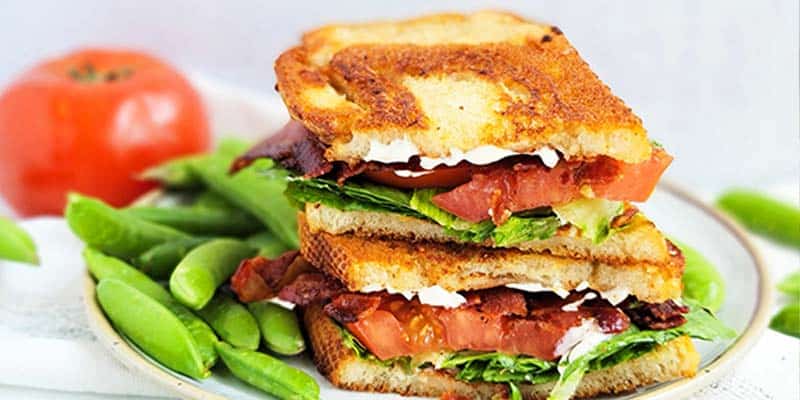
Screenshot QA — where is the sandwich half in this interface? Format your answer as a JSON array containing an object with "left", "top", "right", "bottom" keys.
[{"left": 231, "top": 10, "right": 735, "bottom": 400}]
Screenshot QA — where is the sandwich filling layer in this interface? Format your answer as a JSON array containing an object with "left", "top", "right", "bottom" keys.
[
  {"left": 229, "top": 252, "right": 734, "bottom": 400},
  {"left": 234, "top": 121, "right": 671, "bottom": 243}
]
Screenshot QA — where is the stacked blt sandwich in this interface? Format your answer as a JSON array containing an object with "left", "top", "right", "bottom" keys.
[{"left": 231, "top": 11, "right": 734, "bottom": 400}]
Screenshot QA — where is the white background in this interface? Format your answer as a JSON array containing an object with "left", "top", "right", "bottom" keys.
[{"left": 0, "top": 0, "right": 798, "bottom": 192}]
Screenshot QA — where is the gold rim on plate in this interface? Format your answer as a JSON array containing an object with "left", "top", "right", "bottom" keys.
[{"left": 82, "top": 180, "right": 773, "bottom": 400}]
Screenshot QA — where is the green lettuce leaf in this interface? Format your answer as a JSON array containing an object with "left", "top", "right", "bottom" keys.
[
  {"left": 492, "top": 215, "right": 562, "bottom": 246},
  {"left": 440, "top": 351, "right": 557, "bottom": 384},
  {"left": 286, "top": 177, "right": 420, "bottom": 217},
  {"left": 553, "top": 198, "right": 624, "bottom": 243}
]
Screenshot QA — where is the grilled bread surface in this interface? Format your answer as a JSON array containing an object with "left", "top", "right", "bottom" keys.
[
  {"left": 275, "top": 11, "right": 652, "bottom": 164},
  {"left": 299, "top": 213, "right": 683, "bottom": 303},
  {"left": 305, "top": 304, "right": 700, "bottom": 400},
  {"left": 305, "top": 202, "right": 673, "bottom": 265}
]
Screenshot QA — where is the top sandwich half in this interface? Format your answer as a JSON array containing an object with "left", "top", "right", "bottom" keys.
[{"left": 236, "top": 11, "right": 673, "bottom": 253}]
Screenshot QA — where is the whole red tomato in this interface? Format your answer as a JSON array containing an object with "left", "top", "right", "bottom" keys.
[{"left": 0, "top": 48, "right": 211, "bottom": 216}]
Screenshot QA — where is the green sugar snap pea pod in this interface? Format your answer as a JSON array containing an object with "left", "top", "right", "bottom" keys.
[
  {"left": 139, "top": 155, "right": 204, "bottom": 189},
  {"left": 96, "top": 278, "right": 210, "bottom": 379},
  {"left": 0, "top": 216, "right": 38, "bottom": 265},
  {"left": 716, "top": 189, "right": 800, "bottom": 249},
  {"left": 124, "top": 206, "right": 262, "bottom": 236},
  {"left": 770, "top": 302, "right": 800, "bottom": 338},
  {"left": 66, "top": 194, "right": 191, "bottom": 259},
  {"left": 777, "top": 272, "right": 800, "bottom": 298},
  {"left": 192, "top": 156, "right": 299, "bottom": 248},
  {"left": 84, "top": 248, "right": 218, "bottom": 369},
  {"left": 248, "top": 301, "right": 306, "bottom": 356},
  {"left": 215, "top": 341, "right": 319, "bottom": 400},
  {"left": 170, "top": 238, "right": 256, "bottom": 310},
  {"left": 246, "top": 231, "right": 293, "bottom": 258},
  {"left": 673, "top": 240, "right": 726, "bottom": 312},
  {"left": 192, "top": 191, "right": 236, "bottom": 211},
  {"left": 197, "top": 293, "right": 261, "bottom": 350},
  {"left": 135, "top": 237, "right": 211, "bottom": 279},
  {"left": 139, "top": 138, "right": 251, "bottom": 189}
]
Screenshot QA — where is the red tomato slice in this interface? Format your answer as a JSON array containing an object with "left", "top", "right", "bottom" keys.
[
  {"left": 593, "top": 147, "right": 673, "bottom": 201},
  {"left": 346, "top": 310, "right": 412, "bottom": 360}
]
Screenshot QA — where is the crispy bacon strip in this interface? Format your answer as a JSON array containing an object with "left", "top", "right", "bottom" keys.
[
  {"left": 278, "top": 272, "right": 346, "bottom": 306},
  {"left": 230, "top": 250, "right": 300, "bottom": 302},
  {"left": 231, "top": 121, "right": 332, "bottom": 177},
  {"left": 622, "top": 299, "right": 689, "bottom": 330},
  {"left": 323, "top": 293, "right": 384, "bottom": 323}
]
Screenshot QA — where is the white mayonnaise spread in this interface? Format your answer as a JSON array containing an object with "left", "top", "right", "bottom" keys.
[
  {"left": 360, "top": 284, "right": 467, "bottom": 308},
  {"left": 554, "top": 319, "right": 612, "bottom": 366},
  {"left": 561, "top": 292, "right": 598, "bottom": 312},
  {"left": 267, "top": 297, "right": 296, "bottom": 310},
  {"left": 358, "top": 281, "right": 635, "bottom": 309},
  {"left": 392, "top": 169, "right": 435, "bottom": 178},
  {"left": 506, "top": 282, "right": 571, "bottom": 298},
  {"left": 509, "top": 281, "right": 632, "bottom": 306},
  {"left": 596, "top": 287, "right": 632, "bottom": 306},
  {"left": 363, "top": 138, "right": 560, "bottom": 169}
]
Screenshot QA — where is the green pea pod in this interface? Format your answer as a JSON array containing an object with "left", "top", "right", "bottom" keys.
[
  {"left": 84, "top": 248, "right": 218, "bottom": 369},
  {"left": 777, "top": 272, "right": 800, "bottom": 298},
  {"left": 139, "top": 155, "right": 204, "bottom": 189},
  {"left": 170, "top": 238, "right": 256, "bottom": 310},
  {"left": 248, "top": 301, "right": 305, "bottom": 356},
  {"left": 192, "top": 191, "right": 236, "bottom": 211},
  {"left": 124, "top": 206, "right": 262, "bottom": 237},
  {"left": 139, "top": 138, "right": 250, "bottom": 189},
  {"left": 197, "top": 293, "right": 261, "bottom": 350},
  {"left": 66, "top": 194, "right": 191, "bottom": 259},
  {"left": 0, "top": 216, "right": 38, "bottom": 265},
  {"left": 215, "top": 341, "right": 319, "bottom": 400},
  {"left": 192, "top": 156, "right": 299, "bottom": 248},
  {"left": 135, "top": 237, "right": 211, "bottom": 279},
  {"left": 673, "top": 239, "right": 726, "bottom": 312},
  {"left": 716, "top": 189, "right": 800, "bottom": 249},
  {"left": 770, "top": 302, "right": 800, "bottom": 338},
  {"left": 96, "top": 278, "right": 210, "bottom": 379},
  {"left": 246, "top": 231, "right": 293, "bottom": 258}
]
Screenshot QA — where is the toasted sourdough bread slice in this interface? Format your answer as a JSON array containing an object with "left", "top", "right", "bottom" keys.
[
  {"left": 299, "top": 213, "right": 683, "bottom": 303},
  {"left": 305, "top": 202, "right": 672, "bottom": 265},
  {"left": 275, "top": 11, "right": 652, "bottom": 165},
  {"left": 305, "top": 304, "right": 700, "bottom": 400}
]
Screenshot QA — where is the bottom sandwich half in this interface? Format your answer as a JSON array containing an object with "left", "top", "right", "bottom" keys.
[{"left": 304, "top": 304, "right": 700, "bottom": 400}]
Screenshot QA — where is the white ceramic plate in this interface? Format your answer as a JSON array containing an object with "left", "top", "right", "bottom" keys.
[{"left": 82, "top": 77, "right": 771, "bottom": 400}]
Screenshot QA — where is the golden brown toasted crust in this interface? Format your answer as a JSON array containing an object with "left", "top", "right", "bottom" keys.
[
  {"left": 304, "top": 202, "right": 672, "bottom": 265},
  {"left": 275, "top": 11, "right": 652, "bottom": 164},
  {"left": 305, "top": 304, "right": 700, "bottom": 400},
  {"left": 299, "top": 213, "right": 683, "bottom": 303}
]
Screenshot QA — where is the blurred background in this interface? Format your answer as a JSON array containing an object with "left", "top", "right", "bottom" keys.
[{"left": 1, "top": 0, "right": 797, "bottom": 192}]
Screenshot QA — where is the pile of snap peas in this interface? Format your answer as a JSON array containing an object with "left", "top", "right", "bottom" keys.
[{"left": 68, "top": 139, "right": 319, "bottom": 400}]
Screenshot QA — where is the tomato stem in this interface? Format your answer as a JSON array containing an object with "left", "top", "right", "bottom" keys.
[{"left": 68, "top": 63, "right": 134, "bottom": 83}]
